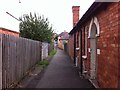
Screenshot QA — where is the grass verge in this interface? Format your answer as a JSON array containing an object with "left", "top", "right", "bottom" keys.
[
  {"left": 36, "top": 59, "right": 49, "bottom": 68},
  {"left": 36, "top": 49, "right": 57, "bottom": 68},
  {"left": 49, "top": 49, "right": 57, "bottom": 57}
]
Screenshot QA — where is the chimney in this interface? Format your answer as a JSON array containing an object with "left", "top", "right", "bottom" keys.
[{"left": 72, "top": 6, "right": 80, "bottom": 27}]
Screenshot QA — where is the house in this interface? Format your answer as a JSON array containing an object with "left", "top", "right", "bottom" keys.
[
  {"left": 68, "top": 6, "right": 80, "bottom": 62},
  {"left": 58, "top": 31, "right": 69, "bottom": 50},
  {"left": 68, "top": 2, "right": 120, "bottom": 88},
  {"left": 0, "top": 27, "right": 19, "bottom": 37}
]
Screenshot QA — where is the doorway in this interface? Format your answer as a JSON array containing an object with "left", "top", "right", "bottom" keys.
[{"left": 90, "top": 23, "right": 97, "bottom": 79}]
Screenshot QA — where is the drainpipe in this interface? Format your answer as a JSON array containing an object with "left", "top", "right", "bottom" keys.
[
  {"left": 74, "top": 31, "right": 76, "bottom": 65},
  {"left": 80, "top": 29, "right": 83, "bottom": 75}
]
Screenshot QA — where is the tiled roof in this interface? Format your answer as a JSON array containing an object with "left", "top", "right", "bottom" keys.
[{"left": 59, "top": 31, "right": 69, "bottom": 40}]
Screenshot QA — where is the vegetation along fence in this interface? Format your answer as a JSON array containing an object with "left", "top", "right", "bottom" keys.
[
  {"left": 0, "top": 34, "right": 43, "bottom": 89},
  {"left": 48, "top": 43, "right": 54, "bottom": 55}
]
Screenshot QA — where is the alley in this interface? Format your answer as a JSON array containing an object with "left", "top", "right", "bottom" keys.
[{"left": 26, "top": 49, "right": 94, "bottom": 88}]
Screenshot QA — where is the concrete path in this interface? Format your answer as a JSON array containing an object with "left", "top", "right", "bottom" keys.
[
  {"left": 34, "top": 49, "right": 94, "bottom": 88},
  {"left": 27, "top": 49, "right": 94, "bottom": 88}
]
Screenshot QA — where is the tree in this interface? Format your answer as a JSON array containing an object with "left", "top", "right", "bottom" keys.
[
  {"left": 54, "top": 35, "right": 58, "bottom": 41},
  {"left": 19, "top": 12, "right": 54, "bottom": 43}
]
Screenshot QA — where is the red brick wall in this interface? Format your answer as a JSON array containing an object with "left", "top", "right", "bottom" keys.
[
  {"left": 68, "top": 34, "right": 74, "bottom": 60},
  {"left": 76, "top": 31, "right": 80, "bottom": 65},
  {"left": 82, "top": 3, "right": 119, "bottom": 88},
  {"left": 96, "top": 3, "right": 119, "bottom": 88},
  {"left": 0, "top": 28, "right": 19, "bottom": 37},
  {"left": 69, "top": 6, "right": 80, "bottom": 62},
  {"left": 72, "top": 6, "right": 80, "bottom": 27},
  {"left": 118, "top": 1, "right": 120, "bottom": 89},
  {"left": 69, "top": 2, "right": 119, "bottom": 88},
  {"left": 84, "top": 25, "right": 91, "bottom": 75},
  {"left": 80, "top": 26, "right": 91, "bottom": 75}
]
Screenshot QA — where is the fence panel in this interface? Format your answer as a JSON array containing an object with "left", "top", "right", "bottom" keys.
[
  {"left": 0, "top": 34, "right": 2, "bottom": 89},
  {"left": 1, "top": 34, "right": 42, "bottom": 88},
  {"left": 42, "top": 42, "right": 48, "bottom": 60},
  {"left": 48, "top": 43, "right": 54, "bottom": 55}
]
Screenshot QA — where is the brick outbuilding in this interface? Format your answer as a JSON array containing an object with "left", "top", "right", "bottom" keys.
[
  {"left": 68, "top": 2, "right": 120, "bottom": 88},
  {"left": 0, "top": 27, "right": 19, "bottom": 37}
]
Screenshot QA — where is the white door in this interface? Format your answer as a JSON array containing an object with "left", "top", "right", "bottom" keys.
[{"left": 90, "top": 24, "right": 97, "bottom": 79}]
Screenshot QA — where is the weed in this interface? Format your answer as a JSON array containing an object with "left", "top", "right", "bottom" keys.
[
  {"left": 36, "top": 59, "right": 49, "bottom": 68},
  {"left": 49, "top": 49, "right": 57, "bottom": 57}
]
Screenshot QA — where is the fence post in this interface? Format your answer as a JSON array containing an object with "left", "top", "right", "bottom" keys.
[
  {"left": 41, "top": 42, "right": 43, "bottom": 60},
  {"left": 0, "top": 34, "right": 2, "bottom": 89},
  {"left": 39, "top": 41, "right": 42, "bottom": 61}
]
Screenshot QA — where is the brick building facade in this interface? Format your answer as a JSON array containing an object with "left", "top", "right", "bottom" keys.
[
  {"left": 68, "top": 2, "right": 120, "bottom": 88},
  {"left": 0, "top": 27, "right": 19, "bottom": 37},
  {"left": 68, "top": 6, "right": 80, "bottom": 63}
]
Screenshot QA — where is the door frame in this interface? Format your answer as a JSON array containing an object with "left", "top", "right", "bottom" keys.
[
  {"left": 88, "top": 17, "right": 100, "bottom": 79},
  {"left": 90, "top": 23, "right": 97, "bottom": 79}
]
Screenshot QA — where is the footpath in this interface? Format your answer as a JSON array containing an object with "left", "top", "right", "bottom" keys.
[{"left": 17, "top": 49, "right": 94, "bottom": 88}]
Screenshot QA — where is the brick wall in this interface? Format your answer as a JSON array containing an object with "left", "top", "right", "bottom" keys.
[
  {"left": 0, "top": 27, "right": 19, "bottom": 37},
  {"left": 76, "top": 31, "right": 80, "bottom": 65},
  {"left": 68, "top": 34, "right": 74, "bottom": 60},
  {"left": 118, "top": 1, "right": 120, "bottom": 88},
  {"left": 58, "top": 40, "right": 64, "bottom": 50},
  {"left": 68, "top": 6, "right": 80, "bottom": 61},
  {"left": 72, "top": 6, "right": 80, "bottom": 27},
  {"left": 68, "top": 2, "right": 119, "bottom": 88},
  {"left": 96, "top": 3, "right": 119, "bottom": 88},
  {"left": 82, "top": 3, "right": 119, "bottom": 88}
]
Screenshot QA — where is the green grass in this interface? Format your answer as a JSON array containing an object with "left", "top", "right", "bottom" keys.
[
  {"left": 36, "top": 59, "right": 49, "bottom": 68},
  {"left": 36, "top": 49, "right": 57, "bottom": 68},
  {"left": 49, "top": 49, "right": 57, "bottom": 57}
]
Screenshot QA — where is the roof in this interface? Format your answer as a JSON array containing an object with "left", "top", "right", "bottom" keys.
[
  {"left": 0, "top": 27, "right": 19, "bottom": 34},
  {"left": 59, "top": 31, "right": 69, "bottom": 40},
  {"left": 69, "top": 2, "right": 110, "bottom": 35}
]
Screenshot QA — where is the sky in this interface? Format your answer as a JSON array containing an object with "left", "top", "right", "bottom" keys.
[{"left": 0, "top": 0, "right": 95, "bottom": 34}]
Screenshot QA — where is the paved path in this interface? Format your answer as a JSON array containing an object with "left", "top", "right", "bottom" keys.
[{"left": 34, "top": 49, "right": 94, "bottom": 88}]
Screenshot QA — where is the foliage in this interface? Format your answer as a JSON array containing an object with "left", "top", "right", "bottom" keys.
[
  {"left": 37, "top": 59, "right": 49, "bottom": 68},
  {"left": 49, "top": 49, "right": 57, "bottom": 56},
  {"left": 19, "top": 12, "right": 54, "bottom": 43},
  {"left": 54, "top": 35, "right": 58, "bottom": 41}
]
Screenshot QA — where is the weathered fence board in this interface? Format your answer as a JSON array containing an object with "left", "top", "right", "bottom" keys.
[
  {"left": 0, "top": 34, "right": 2, "bottom": 89},
  {"left": 42, "top": 42, "right": 48, "bottom": 60},
  {"left": 48, "top": 43, "right": 54, "bottom": 55},
  {"left": 1, "top": 34, "right": 43, "bottom": 88}
]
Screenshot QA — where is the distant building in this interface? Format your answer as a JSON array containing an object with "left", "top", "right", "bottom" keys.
[
  {"left": 58, "top": 30, "right": 69, "bottom": 50},
  {"left": 0, "top": 27, "right": 19, "bottom": 37}
]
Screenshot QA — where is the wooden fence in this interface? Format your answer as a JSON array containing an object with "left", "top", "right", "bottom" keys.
[
  {"left": 0, "top": 34, "right": 42, "bottom": 89},
  {"left": 0, "top": 34, "right": 2, "bottom": 89},
  {"left": 42, "top": 42, "right": 48, "bottom": 60},
  {"left": 48, "top": 43, "right": 54, "bottom": 55}
]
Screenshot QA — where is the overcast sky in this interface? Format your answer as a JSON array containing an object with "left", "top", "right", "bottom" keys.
[{"left": 0, "top": 0, "right": 95, "bottom": 34}]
